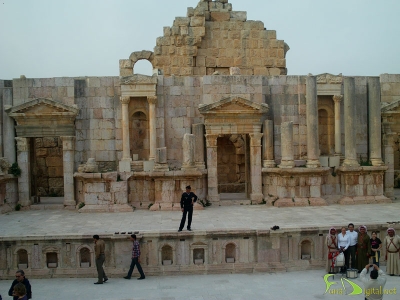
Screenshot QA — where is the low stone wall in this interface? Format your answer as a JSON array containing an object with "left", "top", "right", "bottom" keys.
[{"left": 0, "top": 224, "right": 392, "bottom": 279}]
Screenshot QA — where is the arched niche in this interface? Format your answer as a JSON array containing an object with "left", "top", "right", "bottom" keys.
[
  {"left": 223, "top": 242, "right": 239, "bottom": 263},
  {"left": 159, "top": 244, "right": 175, "bottom": 265},
  {"left": 76, "top": 245, "right": 94, "bottom": 268},
  {"left": 318, "top": 97, "right": 335, "bottom": 155},
  {"left": 299, "top": 238, "right": 314, "bottom": 260},
  {"left": 14, "top": 248, "right": 30, "bottom": 269}
]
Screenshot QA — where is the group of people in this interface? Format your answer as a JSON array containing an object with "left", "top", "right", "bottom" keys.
[
  {"left": 92, "top": 185, "right": 198, "bottom": 284},
  {"left": 2, "top": 269, "right": 32, "bottom": 300},
  {"left": 326, "top": 223, "right": 400, "bottom": 276}
]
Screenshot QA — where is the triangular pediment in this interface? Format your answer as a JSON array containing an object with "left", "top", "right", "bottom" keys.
[
  {"left": 199, "top": 97, "right": 269, "bottom": 114},
  {"left": 6, "top": 98, "right": 79, "bottom": 116}
]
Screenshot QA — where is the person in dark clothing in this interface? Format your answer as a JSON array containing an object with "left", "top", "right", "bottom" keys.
[
  {"left": 8, "top": 270, "right": 32, "bottom": 300},
  {"left": 178, "top": 185, "right": 198, "bottom": 232}
]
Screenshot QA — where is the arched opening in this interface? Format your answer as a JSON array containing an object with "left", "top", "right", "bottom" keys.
[
  {"left": 225, "top": 243, "right": 236, "bottom": 263},
  {"left": 217, "top": 134, "right": 248, "bottom": 201},
  {"left": 161, "top": 245, "right": 173, "bottom": 265},
  {"left": 193, "top": 248, "right": 204, "bottom": 265},
  {"left": 133, "top": 59, "right": 153, "bottom": 76},
  {"left": 300, "top": 240, "right": 312, "bottom": 260},
  {"left": 130, "top": 111, "right": 149, "bottom": 160},
  {"left": 80, "top": 247, "right": 91, "bottom": 268},
  {"left": 17, "top": 249, "right": 29, "bottom": 269},
  {"left": 46, "top": 252, "right": 58, "bottom": 268}
]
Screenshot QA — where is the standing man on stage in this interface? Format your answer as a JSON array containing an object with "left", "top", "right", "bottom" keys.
[
  {"left": 346, "top": 223, "right": 358, "bottom": 270},
  {"left": 178, "top": 185, "right": 198, "bottom": 232}
]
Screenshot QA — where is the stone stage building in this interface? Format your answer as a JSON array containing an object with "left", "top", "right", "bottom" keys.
[{"left": 0, "top": 0, "right": 400, "bottom": 277}]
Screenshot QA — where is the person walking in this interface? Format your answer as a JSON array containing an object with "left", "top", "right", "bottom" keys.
[
  {"left": 93, "top": 235, "right": 108, "bottom": 284},
  {"left": 124, "top": 234, "right": 145, "bottom": 280},
  {"left": 178, "top": 185, "right": 198, "bottom": 232},
  {"left": 8, "top": 270, "right": 32, "bottom": 300}
]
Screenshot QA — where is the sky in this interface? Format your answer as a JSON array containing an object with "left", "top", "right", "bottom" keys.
[{"left": 0, "top": 0, "right": 399, "bottom": 79}]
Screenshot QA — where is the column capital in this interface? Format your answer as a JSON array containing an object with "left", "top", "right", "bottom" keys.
[
  {"left": 205, "top": 134, "right": 218, "bottom": 148},
  {"left": 333, "top": 95, "right": 343, "bottom": 103},
  {"left": 15, "top": 137, "right": 28, "bottom": 152},
  {"left": 120, "top": 96, "right": 130, "bottom": 104},
  {"left": 147, "top": 96, "right": 158, "bottom": 105},
  {"left": 249, "top": 133, "right": 263, "bottom": 147},
  {"left": 61, "top": 136, "right": 75, "bottom": 151}
]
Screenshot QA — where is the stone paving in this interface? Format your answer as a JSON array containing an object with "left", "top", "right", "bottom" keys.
[
  {"left": 0, "top": 269, "right": 398, "bottom": 300},
  {"left": 1, "top": 201, "right": 400, "bottom": 238}
]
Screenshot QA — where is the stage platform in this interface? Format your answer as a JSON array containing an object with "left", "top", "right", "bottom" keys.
[{"left": 1, "top": 197, "right": 399, "bottom": 279}]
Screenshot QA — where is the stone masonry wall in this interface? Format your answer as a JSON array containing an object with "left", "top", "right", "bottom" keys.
[{"left": 151, "top": 0, "right": 288, "bottom": 76}]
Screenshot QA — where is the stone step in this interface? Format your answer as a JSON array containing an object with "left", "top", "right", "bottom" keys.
[
  {"left": 219, "top": 200, "right": 251, "bottom": 206},
  {"left": 30, "top": 204, "right": 65, "bottom": 210}
]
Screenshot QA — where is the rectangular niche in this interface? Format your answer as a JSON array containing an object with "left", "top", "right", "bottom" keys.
[
  {"left": 46, "top": 252, "right": 58, "bottom": 268},
  {"left": 193, "top": 248, "right": 204, "bottom": 265}
]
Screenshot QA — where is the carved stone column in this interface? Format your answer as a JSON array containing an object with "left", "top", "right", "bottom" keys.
[
  {"left": 3, "top": 88, "right": 16, "bottom": 163},
  {"left": 333, "top": 95, "right": 343, "bottom": 155},
  {"left": 306, "top": 75, "right": 320, "bottom": 168},
  {"left": 181, "top": 133, "right": 196, "bottom": 170},
  {"left": 342, "top": 77, "right": 360, "bottom": 167},
  {"left": 368, "top": 77, "right": 384, "bottom": 166},
  {"left": 119, "top": 96, "right": 132, "bottom": 172},
  {"left": 192, "top": 123, "right": 205, "bottom": 169},
  {"left": 263, "top": 120, "right": 275, "bottom": 167},
  {"left": 16, "top": 137, "right": 31, "bottom": 206},
  {"left": 205, "top": 134, "right": 219, "bottom": 203},
  {"left": 61, "top": 136, "right": 75, "bottom": 207},
  {"left": 383, "top": 118, "right": 395, "bottom": 198},
  {"left": 279, "top": 122, "right": 295, "bottom": 168},
  {"left": 147, "top": 96, "right": 157, "bottom": 161},
  {"left": 249, "top": 133, "right": 264, "bottom": 203}
]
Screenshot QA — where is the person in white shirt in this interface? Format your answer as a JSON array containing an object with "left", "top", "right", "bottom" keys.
[
  {"left": 360, "top": 264, "right": 387, "bottom": 300},
  {"left": 346, "top": 223, "right": 358, "bottom": 269},
  {"left": 337, "top": 227, "right": 350, "bottom": 272}
]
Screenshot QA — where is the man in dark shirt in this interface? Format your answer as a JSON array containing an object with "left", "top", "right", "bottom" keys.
[
  {"left": 178, "top": 185, "right": 198, "bottom": 232},
  {"left": 8, "top": 270, "right": 32, "bottom": 300}
]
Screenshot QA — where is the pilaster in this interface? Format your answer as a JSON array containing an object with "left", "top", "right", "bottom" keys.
[
  {"left": 249, "top": 133, "right": 263, "bottom": 203},
  {"left": 263, "top": 120, "right": 275, "bottom": 168},
  {"left": 332, "top": 95, "right": 343, "bottom": 156},
  {"left": 205, "top": 134, "right": 219, "bottom": 203},
  {"left": 15, "top": 137, "right": 30, "bottom": 206},
  {"left": 119, "top": 96, "right": 132, "bottom": 172},
  {"left": 306, "top": 76, "right": 320, "bottom": 168},
  {"left": 279, "top": 122, "right": 295, "bottom": 168},
  {"left": 61, "top": 136, "right": 76, "bottom": 207},
  {"left": 147, "top": 96, "right": 157, "bottom": 161}
]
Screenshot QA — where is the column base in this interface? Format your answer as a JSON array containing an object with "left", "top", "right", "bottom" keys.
[
  {"left": 279, "top": 160, "right": 295, "bottom": 168},
  {"left": 250, "top": 193, "right": 264, "bottom": 204},
  {"left": 119, "top": 159, "right": 132, "bottom": 172},
  {"left": 195, "top": 162, "right": 206, "bottom": 170},
  {"left": 306, "top": 159, "right": 320, "bottom": 168},
  {"left": 342, "top": 159, "right": 360, "bottom": 167},
  {"left": 370, "top": 158, "right": 385, "bottom": 166},
  {"left": 263, "top": 160, "right": 276, "bottom": 168},
  {"left": 63, "top": 199, "right": 76, "bottom": 206}
]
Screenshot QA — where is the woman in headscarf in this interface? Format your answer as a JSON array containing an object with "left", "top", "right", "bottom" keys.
[
  {"left": 385, "top": 228, "right": 400, "bottom": 276},
  {"left": 356, "top": 225, "right": 371, "bottom": 272},
  {"left": 326, "top": 227, "right": 338, "bottom": 273}
]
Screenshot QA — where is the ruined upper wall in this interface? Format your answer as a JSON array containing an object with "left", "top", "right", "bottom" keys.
[
  {"left": 155, "top": 0, "right": 289, "bottom": 76},
  {"left": 120, "top": 0, "right": 289, "bottom": 77}
]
